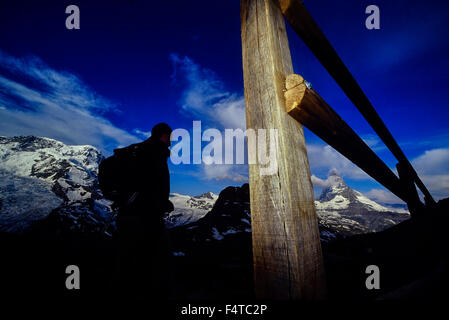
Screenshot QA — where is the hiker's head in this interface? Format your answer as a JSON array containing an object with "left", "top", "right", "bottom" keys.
[{"left": 151, "top": 123, "right": 172, "bottom": 146}]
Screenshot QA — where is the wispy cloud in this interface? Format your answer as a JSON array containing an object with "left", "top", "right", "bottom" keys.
[
  {"left": 170, "top": 54, "right": 246, "bottom": 130},
  {"left": 133, "top": 129, "right": 151, "bottom": 139},
  {"left": 308, "top": 144, "right": 449, "bottom": 203},
  {"left": 400, "top": 133, "right": 449, "bottom": 151},
  {"left": 364, "top": 189, "right": 404, "bottom": 205},
  {"left": 167, "top": 54, "right": 449, "bottom": 195},
  {"left": 170, "top": 53, "right": 248, "bottom": 183},
  {"left": 307, "top": 144, "right": 370, "bottom": 181},
  {"left": 0, "top": 50, "right": 139, "bottom": 154},
  {"left": 412, "top": 148, "right": 449, "bottom": 200},
  {"left": 202, "top": 163, "right": 248, "bottom": 183},
  {"left": 360, "top": 134, "right": 388, "bottom": 153},
  {"left": 311, "top": 169, "right": 341, "bottom": 188},
  {"left": 311, "top": 174, "right": 331, "bottom": 188}
]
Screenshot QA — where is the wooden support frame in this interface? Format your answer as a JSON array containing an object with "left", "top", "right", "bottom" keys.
[
  {"left": 241, "top": 0, "right": 326, "bottom": 299},
  {"left": 284, "top": 74, "right": 409, "bottom": 203},
  {"left": 278, "top": 0, "right": 434, "bottom": 205},
  {"left": 396, "top": 162, "right": 425, "bottom": 216}
]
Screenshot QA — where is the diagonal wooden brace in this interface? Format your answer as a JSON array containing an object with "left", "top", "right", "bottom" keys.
[{"left": 284, "top": 74, "right": 409, "bottom": 204}]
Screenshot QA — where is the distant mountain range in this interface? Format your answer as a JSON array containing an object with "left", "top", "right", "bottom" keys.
[
  {"left": 168, "top": 170, "right": 410, "bottom": 246},
  {"left": 0, "top": 136, "right": 112, "bottom": 233},
  {"left": 165, "top": 192, "right": 218, "bottom": 228},
  {"left": 0, "top": 136, "right": 409, "bottom": 241}
]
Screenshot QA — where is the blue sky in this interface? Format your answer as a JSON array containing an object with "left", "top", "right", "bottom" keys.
[{"left": 0, "top": 0, "right": 448, "bottom": 203}]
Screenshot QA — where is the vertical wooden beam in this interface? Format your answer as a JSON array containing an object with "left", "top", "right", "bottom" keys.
[{"left": 241, "top": 0, "right": 326, "bottom": 299}]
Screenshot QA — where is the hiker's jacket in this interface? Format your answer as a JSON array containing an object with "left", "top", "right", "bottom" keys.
[{"left": 122, "top": 136, "right": 171, "bottom": 218}]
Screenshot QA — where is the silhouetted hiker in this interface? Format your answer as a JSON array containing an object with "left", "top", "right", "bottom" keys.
[{"left": 106, "top": 123, "right": 174, "bottom": 298}]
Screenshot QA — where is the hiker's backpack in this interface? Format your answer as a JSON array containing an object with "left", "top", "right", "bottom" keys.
[{"left": 98, "top": 143, "right": 142, "bottom": 202}]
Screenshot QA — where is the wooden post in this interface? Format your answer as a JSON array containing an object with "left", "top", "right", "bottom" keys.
[
  {"left": 396, "top": 162, "right": 424, "bottom": 217},
  {"left": 284, "top": 74, "right": 408, "bottom": 203},
  {"left": 241, "top": 0, "right": 326, "bottom": 299}
]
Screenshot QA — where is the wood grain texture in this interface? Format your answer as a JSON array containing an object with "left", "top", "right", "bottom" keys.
[
  {"left": 284, "top": 74, "right": 409, "bottom": 203},
  {"left": 241, "top": 0, "right": 326, "bottom": 300}
]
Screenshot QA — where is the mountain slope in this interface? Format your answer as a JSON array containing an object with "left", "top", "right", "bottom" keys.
[
  {"left": 0, "top": 136, "right": 112, "bottom": 233},
  {"left": 315, "top": 172, "right": 409, "bottom": 238},
  {"left": 171, "top": 174, "right": 410, "bottom": 250},
  {"left": 0, "top": 136, "right": 217, "bottom": 234},
  {"left": 0, "top": 136, "right": 410, "bottom": 241},
  {"left": 164, "top": 192, "right": 218, "bottom": 228},
  {"left": 171, "top": 184, "right": 251, "bottom": 246}
]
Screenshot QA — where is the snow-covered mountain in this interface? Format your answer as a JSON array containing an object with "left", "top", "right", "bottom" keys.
[
  {"left": 0, "top": 136, "right": 113, "bottom": 233},
  {"left": 169, "top": 184, "right": 252, "bottom": 259},
  {"left": 172, "top": 185, "right": 251, "bottom": 240},
  {"left": 315, "top": 172, "right": 409, "bottom": 240},
  {"left": 165, "top": 192, "right": 218, "bottom": 228},
  {"left": 0, "top": 135, "right": 409, "bottom": 243},
  {"left": 171, "top": 174, "right": 410, "bottom": 247},
  {"left": 0, "top": 136, "right": 217, "bottom": 234}
]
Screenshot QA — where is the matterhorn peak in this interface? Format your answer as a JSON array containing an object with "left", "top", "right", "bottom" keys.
[
  {"left": 318, "top": 171, "right": 349, "bottom": 202},
  {"left": 326, "top": 169, "right": 346, "bottom": 188}
]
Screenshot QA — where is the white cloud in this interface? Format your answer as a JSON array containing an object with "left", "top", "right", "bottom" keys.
[
  {"left": 411, "top": 148, "right": 449, "bottom": 200},
  {"left": 364, "top": 189, "right": 405, "bottom": 205},
  {"left": 168, "top": 53, "right": 449, "bottom": 196},
  {"left": 170, "top": 54, "right": 246, "bottom": 130},
  {"left": 202, "top": 163, "right": 248, "bottom": 183},
  {"left": 311, "top": 169, "right": 343, "bottom": 188},
  {"left": 170, "top": 53, "right": 248, "bottom": 183},
  {"left": 361, "top": 134, "right": 380, "bottom": 148},
  {"left": 133, "top": 129, "right": 151, "bottom": 139},
  {"left": 309, "top": 144, "right": 449, "bottom": 203},
  {"left": 412, "top": 148, "right": 449, "bottom": 175},
  {"left": 0, "top": 50, "right": 139, "bottom": 154},
  {"left": 214, "top": 97, "right": 246, "bottom": 129},
  {"left": 417, "top": 174, "right": 449, "bottom": 201},
  {"left": 307, "top": 144, "right": 371, "bottom": 180},
  {"left": 311, "top": 174, "right": 330, "bottom": 188}
]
